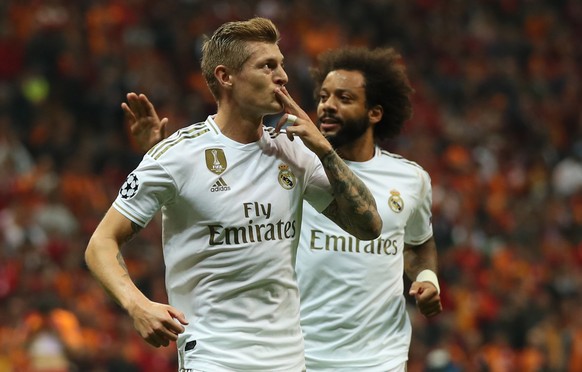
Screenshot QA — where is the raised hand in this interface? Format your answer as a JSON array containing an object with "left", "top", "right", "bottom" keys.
[
  {"left": 274, "top": 86, "right": 382, "bottom": 240},
  {"left": 122, "top": 93, "right": 168, "bottom": 152},
  {"left": 273, "top": 86, "right": 333, "bottom": 158}
]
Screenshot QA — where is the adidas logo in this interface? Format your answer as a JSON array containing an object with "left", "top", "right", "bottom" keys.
[{"left": 210, "top": 177, "right": 231, "bottom": 192}]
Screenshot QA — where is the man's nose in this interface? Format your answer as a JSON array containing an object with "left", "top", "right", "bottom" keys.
[{"left": 274, "top": 66, "right": 288, "bottom": 86}]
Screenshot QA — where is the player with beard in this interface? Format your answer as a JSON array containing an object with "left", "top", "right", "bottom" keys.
[
  {"left": 125, "top": 46, "right": 442, "bottom": 371},
  {"left": 297, "top": 46, "right": 442, "bottom": 371}
]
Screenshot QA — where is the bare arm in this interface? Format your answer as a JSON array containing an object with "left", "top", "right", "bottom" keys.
[
  {"left": 274, "top": 87, "right": 382, "bottom": 240},
  {"left": 403, "top": 237, "right": 442, "bottom": 317},
  {"left": 85, "top": 207, "right": 188, "bottom": 347}
]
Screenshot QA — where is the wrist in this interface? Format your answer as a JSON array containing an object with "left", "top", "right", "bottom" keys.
[
  {"left": 319, "top": 147, "right": 336, "bottom": 162},
  {"left": 121, "top": 291, "right": 149, "bottom": 314},
  {"left": 416, "top": 269, "right": 440, "bottom": 294}
]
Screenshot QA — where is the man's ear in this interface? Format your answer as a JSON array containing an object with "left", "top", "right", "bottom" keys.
[
  {"left": 368, "top": 105, "right": 383, "bottom": 125},
  {"left": 215, "top": 65, "right": 233, "bottom": 88}
]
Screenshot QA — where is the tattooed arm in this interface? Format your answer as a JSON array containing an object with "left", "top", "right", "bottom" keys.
[
  {"left": 404, "top": 237, "right": 442, "bottom": 317},
  {"left": 273, "top": 87, "right": 382, "bottom": 240},
  {"left": 85, "top": 207, "right": 188, "bottom": 347},
  {"left": 319, "top": 149, "right": 382, "bottom": 240}
]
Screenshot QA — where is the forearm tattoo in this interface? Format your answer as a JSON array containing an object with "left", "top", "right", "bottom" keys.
[
  {"left": 104, "top": 254, "right": 128, "bottom": 307},
  {"left": 116, "top": 251, "right": 129, "bottom": 275},
  {"left": 320, "top": 150, "right": 380, "bottom": 237}
]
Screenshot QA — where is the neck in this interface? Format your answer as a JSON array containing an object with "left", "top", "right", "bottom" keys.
[
  {"left": 214, "top": 104, "right": 264, "bottom": 143},
  {"left": 335, "top": 131, "right": 376, "bottom": 162}
]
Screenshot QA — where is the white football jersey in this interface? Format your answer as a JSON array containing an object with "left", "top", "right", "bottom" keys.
[
  {"left": 297, "top": 146, "right": 433, "bottom": 371},
  {"left": 114, "top": 116, "right": 333, "bottom": 371}
]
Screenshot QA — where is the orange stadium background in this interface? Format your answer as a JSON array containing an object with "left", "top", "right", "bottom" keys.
[{"left": 0, "top": 0, "right": 581, "bottom": 371}]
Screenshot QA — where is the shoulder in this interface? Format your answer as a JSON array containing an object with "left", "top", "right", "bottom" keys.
[
  {"left": 379, "top": 149, "right": 428, "bottom": 172},
  {"left": 377, "top": 148, "right": 423, "bottom": 168},
  {"left": 376, "top": 148, "right": 432, "bottom": 188},
  {"left": 146, "top": 121, "right": 210, "bottom": 161}
]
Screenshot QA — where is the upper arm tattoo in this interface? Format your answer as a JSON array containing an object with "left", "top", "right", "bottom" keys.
[{"left": 122, "top": 221, "right": 143, "bottom": 245}]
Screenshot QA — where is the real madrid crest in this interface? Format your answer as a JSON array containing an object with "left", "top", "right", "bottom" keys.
[
  {"left": 278, "top": 163, "right": 296, "bottom": 190},
  {"left": 388, "top": 189, "right": 404, "bottom": 213},
  {"left": 205, "top": 148, "right": 227, "bottom": 175}
]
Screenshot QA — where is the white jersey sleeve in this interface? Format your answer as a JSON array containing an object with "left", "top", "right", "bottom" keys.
[
  {"left": 302, "top": 154, "right": 334, "bottom": 213},
  {"left": 403, "top": 168, "right": 433, "bottom": 245},
  {"left": 113, "top": 155, "right": 176, "bottom": 227}
]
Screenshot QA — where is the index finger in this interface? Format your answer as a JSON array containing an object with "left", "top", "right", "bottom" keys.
[{"left": 274, "top": 87, "right": 308, "bottom": 120}]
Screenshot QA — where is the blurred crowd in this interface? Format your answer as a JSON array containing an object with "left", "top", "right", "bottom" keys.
[{"left": 0, "top": 0, "right": 581, "bottom": 371}]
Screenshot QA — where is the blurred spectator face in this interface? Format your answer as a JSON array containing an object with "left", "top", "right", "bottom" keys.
[{"left": 317, "top": 69, "right": 372, "bottom": 148}]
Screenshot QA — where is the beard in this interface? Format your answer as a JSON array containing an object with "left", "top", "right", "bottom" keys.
[{"left": 324, "top": 115, "right": 370, "bottom": 149}]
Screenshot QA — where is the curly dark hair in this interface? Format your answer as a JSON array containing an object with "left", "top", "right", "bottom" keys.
[{"left": 310, "top": 47, "right": 414, "bottom": 141}]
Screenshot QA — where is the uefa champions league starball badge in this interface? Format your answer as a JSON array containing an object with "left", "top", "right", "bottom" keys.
[{"left": 120, "top": 173, "right": 139, "bottom": 199}]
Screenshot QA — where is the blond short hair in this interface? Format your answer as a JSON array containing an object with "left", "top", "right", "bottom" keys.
[{"left": 201, "top": 17, "right": 280, "bottom": 101}]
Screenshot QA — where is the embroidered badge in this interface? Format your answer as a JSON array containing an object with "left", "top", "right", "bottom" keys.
[
  {"left": 120, "top": 173, "right": 139, "bottom": 199},
  {"left": 278, "top": 164, "right": 296, "bottom": 190},
  {"left": 388, "top": 190, "right": 404, "bottom": 213},
  {"left": 205, "top": 148, "right": 227, "bottom": 175}
]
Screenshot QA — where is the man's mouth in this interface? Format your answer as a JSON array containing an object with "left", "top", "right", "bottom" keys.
[{"left": 319, "top": 117, "right": 341, "bottom": 133}]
